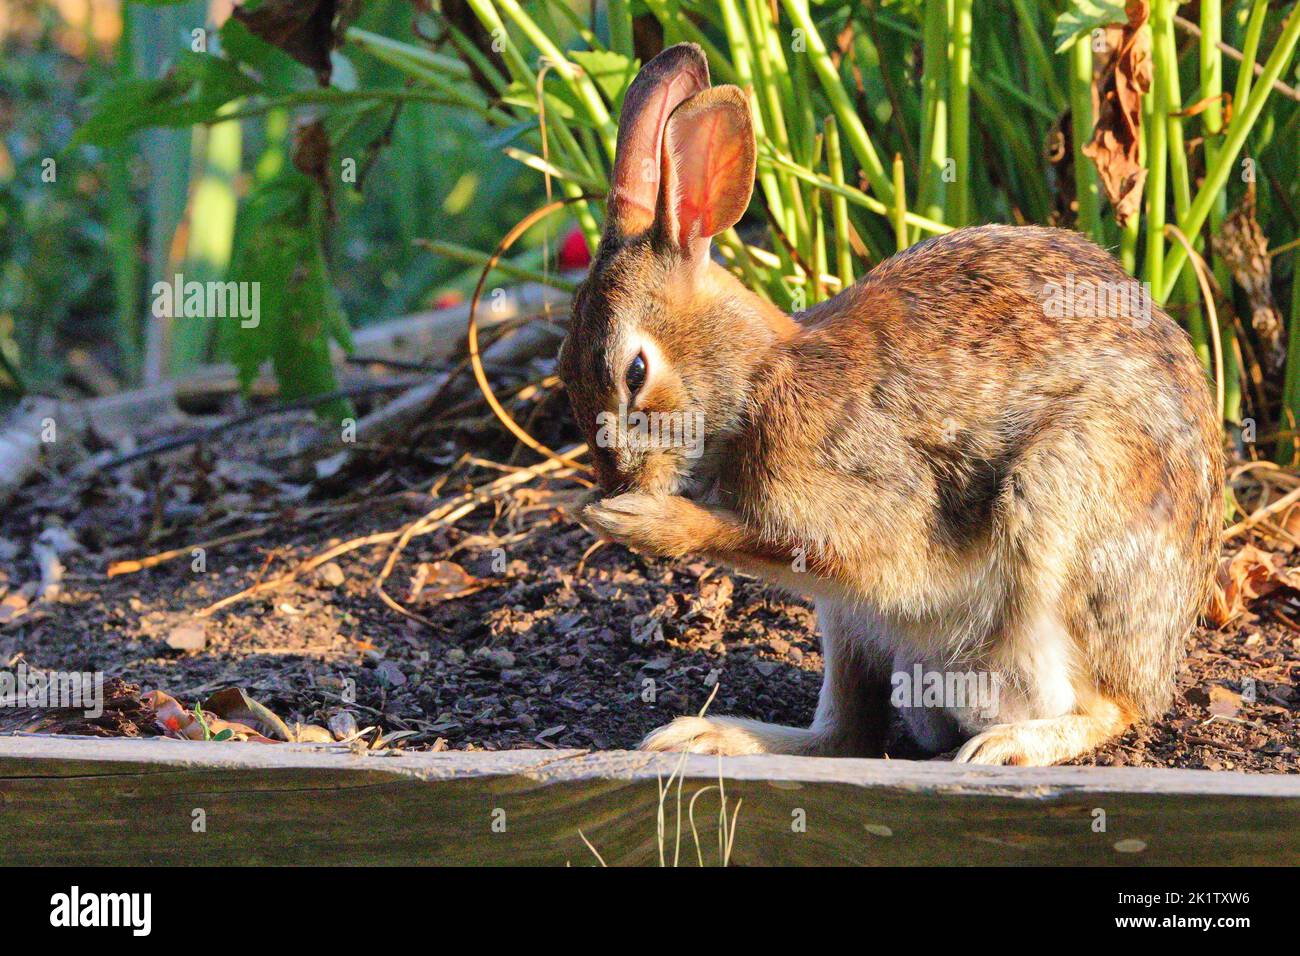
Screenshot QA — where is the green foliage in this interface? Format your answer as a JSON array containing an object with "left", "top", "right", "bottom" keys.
[
  {"left": 1052, "top": 0, "right": 1127, "bottom": 53},
  {"left": 418, "top": 0, "right": 1300, "bottom": 443},
  {"left": 9, "top": 0, "right": 1300, "bottom": 453},
  {"left": 72, "top": 52, "right": 260, "bottom": 147},
  {"left": 0, "top": 20, "right": 122, "bottom": 399},
  {"left": 222, "top": 168, "right": 353, "bottom": 422}
]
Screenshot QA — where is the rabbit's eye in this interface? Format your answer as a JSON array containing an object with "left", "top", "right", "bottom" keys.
[{"left": 625, "top": 351, "right": 647, "bottom": 397}]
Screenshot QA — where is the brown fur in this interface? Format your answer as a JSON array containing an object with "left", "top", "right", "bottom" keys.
[{"left": 559, "top": 45, "right": 1223, "bottom": 765}]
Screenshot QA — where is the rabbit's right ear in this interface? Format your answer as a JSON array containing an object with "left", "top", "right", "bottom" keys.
[{"left": 606, "top": 43, "right": 710, "bottom": 242}]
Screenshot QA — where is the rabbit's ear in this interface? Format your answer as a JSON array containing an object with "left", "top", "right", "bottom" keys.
[
  {"left": 655, "top": 85, "right": 756, "bottom": 267},
  {"left": 606, "top": 44, "right": 710, "bottom": 242}
]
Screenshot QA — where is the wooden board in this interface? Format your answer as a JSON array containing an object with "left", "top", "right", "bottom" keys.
[{"left": 1, "top": 736, "right": 1296, "bottom": 866}]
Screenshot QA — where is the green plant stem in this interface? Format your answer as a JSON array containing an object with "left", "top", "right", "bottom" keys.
[
  {"left": 347, "top": 28, "right": 472, "bottom": 81},
  {"left": 502, "top": 147, "right": 605, "bottom": 193},
  {"left": 1120, "top": 210, "right": 1140, "bottom": 274},
  {"left": 1144, "top": 4, "right": 1170, "bottom": 295},
  {"left": 714, "top": 0, "right": 792, "bottom": 281},
  {"left": 1281, "top": 251, "right": 1300, "bottom": 463},
  {"left": 1160, "top": 5, "right": 1300, "bottom": 302},
  {"left": 743, "top": 0, "right": 805, "bottom": 245},
  {"left": 213, "top": 86, "right": 501, "bottom": 126},
  {"left": 640, "top": 0, "right": 739, "bottom": 83},
  {"left": 1233, "top": 0, "right": 1270, "bottom": 109},
  {"left": 873, "top": 8, "right": 1056, "bottom": 121},
  {"left": 492, "top": 0, "right": 615, "bottom": 152},
  {"left": 824, "top": 116, "right": 855, "bottom": 287},
  {"left": 1010, "top": 0, "right": 1065, "bottom": 110},
  {"left": 608, "top": 0, "right": 633, "bottom": 56},
  {"left": 1156, "top": 0, "right": 1207, "bottom": 361},
  {"left": 418, "top": 240, "right": 577, "bottom": 293},
  {"left": 948, "top": 0, "right": 973, "bottom": 226},
  {"left": 892, "top": 153, "right": 908, "bottom": 251},
  {"left": 444, "top": 21, "right": 509, "bottom": 93},
  {"left": 764, "top": 147, "right": 951, "bottom": 235},
  {"left": 915, "top": 0, "right": 949, "bottom": 239},
  {"left": 458, "top": 0, "right": 603, "bottom": 242},
  {"left": 1069, "top": 39, "right": 1101, "bottom": 242},
  {"left": 780, "top": 0, "right": 893, "bottom": 206},
  {"left": 1202, "top": 0, "right": 1240, "bottom": 421}
]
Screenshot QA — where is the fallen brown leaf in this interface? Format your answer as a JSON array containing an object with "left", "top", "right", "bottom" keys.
[
  {"left": 1206, "top": 544, "right": 1300, "bottom": 627},
  {"left": 408, "top": 560, "right": 488, "bottom": 605},
  {"left": 203, "top": 687, "right": 293, "bottom": 741},
  {"left": 144, "top": 689, "right": 277, "bottom": 743}
]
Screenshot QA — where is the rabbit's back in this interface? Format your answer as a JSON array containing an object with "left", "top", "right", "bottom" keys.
[{"left": 733, "top": 225, "right": 1221, "bottom": 717}]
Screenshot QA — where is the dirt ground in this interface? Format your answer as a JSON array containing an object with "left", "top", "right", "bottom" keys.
[{"left": 1, "top": 383, "right": 1296, "bottom": 771}]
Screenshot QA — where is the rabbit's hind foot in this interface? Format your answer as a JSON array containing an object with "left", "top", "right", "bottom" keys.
[
  {"left": 640, "top": 715, "right": 823, "bottom": 756},
  {"left": 952, "top": 700, "right": 1133, "bottom": 766}
]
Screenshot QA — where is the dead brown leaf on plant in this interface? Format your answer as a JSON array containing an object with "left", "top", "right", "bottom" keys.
[{"left": 1082, "top": 0, "right": 1151, "bottom": 227}]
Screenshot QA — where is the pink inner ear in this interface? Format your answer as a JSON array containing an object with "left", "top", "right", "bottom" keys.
[
  {"left": 662, "top": 94, "right": 753, "bottom": 251},
  {"left": 670, "top": 110, "right": 748, "bottom": 247}
]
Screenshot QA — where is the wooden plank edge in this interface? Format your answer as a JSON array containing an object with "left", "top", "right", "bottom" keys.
[{"left": 1, "top": 735, "right": 1296, "bottom": 798}]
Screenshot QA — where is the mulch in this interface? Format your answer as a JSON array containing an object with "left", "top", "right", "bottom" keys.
[{"left": 1, "top": 380, "right": 1296, "bottom": 771}]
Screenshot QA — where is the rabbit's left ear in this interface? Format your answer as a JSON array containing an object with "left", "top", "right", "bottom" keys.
[
  {"left": 655, "top": 85, "right": 756, "bottom": 266},
  {"left": 606, "top": 44, "right": 710, "bottom": 242}
]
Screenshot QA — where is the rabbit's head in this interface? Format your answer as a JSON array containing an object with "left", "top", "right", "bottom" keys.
[{"left": 558, "top": 44, "right": 791, "bottom": 495}]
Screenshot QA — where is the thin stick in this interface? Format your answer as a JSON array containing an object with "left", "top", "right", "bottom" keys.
[
  {"left": 1165, "top": 224, "right": 1225, "bottom": 419},
  {"left": 467, "top": 197, "right": 594, "bottom": 471},
  {"left": 93, "top": 377, "right": 426, "bottom": 473},
  {"left": 197, "top": 452, "right": 580, "bottom": 617},
  {"left": 371, "top": 452, "right": 582, "bottom": 624},
  {"left": 106, "top": 527, "right": 268, "bottom": 578},
  {"left": 1223, "top": 484, "right": 1300, "bottom": 540},
  {"left": 1173, "top": 14, "right": 1300, "bottom": 103},
  {"left": 576, "top": 828, "right": 607, "bottom": 867}
]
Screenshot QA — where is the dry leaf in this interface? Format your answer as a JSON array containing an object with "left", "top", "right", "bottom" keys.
[
  {"left": 408, "top": 561, "right": 487, "bottom": 605},
  {"left": 1206, "top": 544, "right": 1300, "bottom": 627},
  {"left": 293, "top": 119, "right": 333, "bottom": 220},
  {"left": 1214, "top": 182, "right": 1284, "bottom": 374},
  {"left": 0, "top": 592, "right": 28, "bottom": 624},
  {"left": 1082, "top": 1, "right": 1152, "bottom": 227},
  {"left": 203, "top": 687, "right": 294, "bottom": 741},
  {"left": 143, "top": 690, "right": 277, "bottom": 743},
  {"left": 231, "top": 0, "right": 360, "bottom": 85}
]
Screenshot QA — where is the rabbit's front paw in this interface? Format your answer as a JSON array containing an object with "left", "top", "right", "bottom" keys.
[
  {"left": 953, "top": 725, "right": 1032, "bottom": 765},
  {"left": 580, "top": 493, "right": 704, "bottom": 558},
  {"left": 953, "top": 713, "right": 1127, "bottom": 766}
]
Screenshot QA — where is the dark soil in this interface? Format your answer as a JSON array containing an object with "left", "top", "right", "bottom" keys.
[{"left": 1, "top": 395, "right": 1296, "bottom": 771}]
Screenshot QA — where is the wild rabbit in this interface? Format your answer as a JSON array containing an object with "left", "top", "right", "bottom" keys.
[{"left": 558, "top": 44, "right": 1222, "bottom": 765}]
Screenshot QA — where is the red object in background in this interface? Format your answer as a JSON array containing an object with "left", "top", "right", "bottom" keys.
[
  {"left": 433, "top": 290, "right": 464, "bottom": 310},
  {"left": 559, "top": 226, "right": 592, "bottom": 270}
]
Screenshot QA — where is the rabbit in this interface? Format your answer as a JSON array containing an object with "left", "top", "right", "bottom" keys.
[{"left": 557, "top": 43, "right": 1223, "bottom": 765}]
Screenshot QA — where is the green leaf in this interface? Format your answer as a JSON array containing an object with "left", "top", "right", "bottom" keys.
[
  {"left": 73, "top": 52, "right": 262, "bottom": 146},
  {"left": 1053, "top": 0, "right": 1127, "bottom": 53},
  {"left": 569, "top": 50, "right": 638, "bottom": 112},
  {"left": 499, "top": 80, "right": 580, "bottom": 125},
  {"left": 222, "top": 169, "right": 353, "bottom": 423},
  {"left": 217, "top": 17, "right": 309, "bottom": 93}
]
